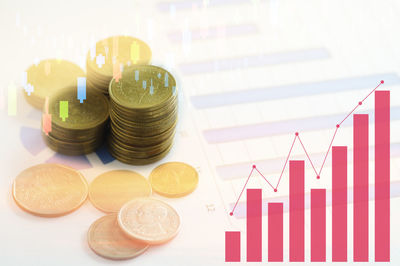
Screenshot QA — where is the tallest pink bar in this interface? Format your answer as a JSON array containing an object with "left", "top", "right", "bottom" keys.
[{"left": 375, "top": 91, "right": 390, "bottom": 262}]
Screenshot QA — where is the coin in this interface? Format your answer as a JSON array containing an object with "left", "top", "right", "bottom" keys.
[
  {"left": 12, "top": 164, "right": 88, "bottom": 217},
  {"left": 42, "top": 87, "right": 109, "bottom": 155},
  {"left": 87, "top": 214, "right": 149, "bottom": 260},
  {"left": 89, "top": 170, "right": 152, "bottom": 213},
  {"left": 23, "top": 59, "right": 85, "bottom": 109},
  {"left": 47, "top": 87, "right": 109, "bottom": 131},
  {"left": 149, "top": 162, "right": 199, "bottom": 198},
  {"left": 108, "top": 65, "right": 178, "bottom": 165},
  {"left": 118, "top": 198, "right": 180, "bottom": 245},
  {"left": 109, "top": 65, "right": 176, "bottom": 110},
  {"left": 86, "top": 36, "right": 152, "bottom": 95}
]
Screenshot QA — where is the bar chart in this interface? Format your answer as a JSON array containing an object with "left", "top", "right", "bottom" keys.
[{"left": 225, "top": 84, "right": 390, "bottom": 262}]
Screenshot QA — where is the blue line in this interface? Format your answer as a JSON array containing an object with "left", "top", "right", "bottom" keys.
[
  {"left": 191, "top": 73, "right": 400, "bottom": 109},
  {"left": 180, "top": 48, "right": 329, "bottom": 75}
]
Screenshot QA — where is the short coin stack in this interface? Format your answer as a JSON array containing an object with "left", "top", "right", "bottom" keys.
[
  {"left": 43, "top": 87, "right": 109, "bottom": 155},
  {"left": 108, "top": 65, "right": 178, "bottom": 165},
  {"left": 86, "top": 36, "right": 152, "bottom": 96}
]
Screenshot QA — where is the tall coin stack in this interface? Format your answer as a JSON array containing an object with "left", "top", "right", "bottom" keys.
[
  {"left": 86, "top": 36, "right": 152, "bottom": 96},
  {"left": 43, "top": 88, "right": 110, "bottom": 155},
  {"left": 108, "top": 65, "right": 178, "bottom": 165}
]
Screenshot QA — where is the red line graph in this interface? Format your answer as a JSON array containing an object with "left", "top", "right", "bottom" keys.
[{"left": 229, "top": 80, "right": 384, "bottom": 216}]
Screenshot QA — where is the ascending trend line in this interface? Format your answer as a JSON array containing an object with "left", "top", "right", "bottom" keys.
[{"left": 229, "top": 80, "right": 385, "bottom": 216}]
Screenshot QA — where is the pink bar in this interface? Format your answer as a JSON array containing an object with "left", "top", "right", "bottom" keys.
[
  {"left": 289, "top": 160, "right": 304, "bottom": 262},
  {"left": 353, "top": 114, "right": 369, "bottom": 261},
  {"left": 375, "top": 91, "right": 390, "bottom": 261},
  {"left": 332, "top": 146, "right": 347, "bottom": 262},
  {"left": 268, "top": 203, "right": 283, "bottom": 262},
  {"left": 247, "top": 189, "right": 262, "bottom": 261},
  {"left": 225, "top": 231, "right": 241, "bottom": 262},
  {"left": 311, "top": 189, "right": 326, "bottom": 262}
]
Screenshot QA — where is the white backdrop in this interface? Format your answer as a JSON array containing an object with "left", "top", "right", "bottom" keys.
[{"left": 0, "top": 0, "right": 399, "bottom": 265}]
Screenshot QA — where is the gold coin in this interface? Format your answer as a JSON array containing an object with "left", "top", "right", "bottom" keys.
[
  {"left": 118, "top": 198, "right": 180, "bottom": 245},
  {"left": 86, "top": 36, "right": 152, "bottom": 94},
  {"left": 89, "top": 170, "right": 151, "bottom": 213},
  {"left": 48, "top": 87, "right": 109, "bottom": 131},
  {"left": 109, "top": 65, "right": 176, "bottom": 110},
  {"left": 12, "top": 164, "right": 88, "bottom": 217},
  {"left": 23, "top": 59, "right": 85, "bottom": 109},
  {"left": 149, "top": 162, "right": 198, "bottom": 198},
  {"left": 87, "top": 214, "right": 149, "bottom": 260}
]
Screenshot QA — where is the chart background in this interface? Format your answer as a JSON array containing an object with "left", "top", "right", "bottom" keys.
[{"left": 0, "top": 0, "right": 399, "bottom": 265}]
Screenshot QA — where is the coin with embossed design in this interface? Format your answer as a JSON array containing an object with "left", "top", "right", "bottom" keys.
[
  {"left": 149, "top": 162, "right": 198, "bottom": 198},
  {"left": 42, "top": 87, "right": 109, "bottom": 155},
  {"left": 89, "top": 170, "right": 152, "bottom": 213},
  {"left": 108, "top": 65, "right": 178, "bottom": 165},
  {"left": 12, "top": 164, "right": 88, "bottom": 217},
  {"left": 48, "top": 87, "right": 109, "bottom": 130},
  {"left": 87, "top": 214, "right": 149, "bottom": 260},
  {"left": 118, "top": 198, "right": 180, "bottom": 245}
]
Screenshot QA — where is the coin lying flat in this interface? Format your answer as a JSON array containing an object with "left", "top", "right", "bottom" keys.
[
  {"left": 89, "top": 170, "right": 152, "bottom": 213},
  {"left": 118, "top": 198, "right": 180, "bottom": 245},
  {"left": 12, "top": 164, "right": 88, "bottom": 217},
  {"left": 149, "top": 162, "right": 198, "bottom": 198},
  {"left": 23, "top": 59, "right": 85, "bottom": 109},
  {"left": 87, "top": 214, "right": 149, "bottom": 260}
]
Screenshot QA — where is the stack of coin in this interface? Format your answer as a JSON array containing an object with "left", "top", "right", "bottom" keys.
[
  {"left": 108, "top": 65, "right": 178, "bottom": 165},
  {"left": 86, "top": 36, "right": 152, "bottom": 96},
  {"left": 42, "top": 87, "right": 109, "bottom": 155},
  {"left": 23, "top": 59, "right": 85, "bottom": 109}
]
